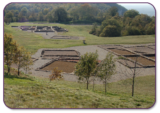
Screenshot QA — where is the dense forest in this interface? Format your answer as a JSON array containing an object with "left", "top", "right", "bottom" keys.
[
  {"left": 4, "top": 3, "right": 155, "bottom": 36},
  {"left": 89, "top": 9, "right": 155, "bottom": 36},
  {"left": 4, "top": 3, "right": 127, "bottom": 24}
]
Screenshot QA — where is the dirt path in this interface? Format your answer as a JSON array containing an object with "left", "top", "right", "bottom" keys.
[{"left": 21, "top": 45, "right": 155, "bottom": 84}]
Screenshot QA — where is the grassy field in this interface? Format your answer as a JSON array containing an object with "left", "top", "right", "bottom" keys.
[
  {"left": 4, "top": 66, "right": 155, "bottom": 108},
  {"left": 4, "top": 22, "right": 155, "bottom": 54}
]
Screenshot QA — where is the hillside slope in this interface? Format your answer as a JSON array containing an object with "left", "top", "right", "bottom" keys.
[{"left": 4, "top": 66, "right": 155, "bottom": 108}]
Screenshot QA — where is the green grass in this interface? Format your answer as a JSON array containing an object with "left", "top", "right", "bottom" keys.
[
  {"left": 4, "top": 66, "right": 155, "bottom": 108},
  {"left": 4, "top": 22, "right": 155, "bottom": 54}
]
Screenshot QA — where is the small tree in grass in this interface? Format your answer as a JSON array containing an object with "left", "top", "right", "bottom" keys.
[
  {"left": 49, "top": 67, "right": 63, "bottom": 81},
  {"left": 96, "top": 52, "right": 116, "bottom": 95},
  {"left": 75, "top": 51, "right": 98, "bottom": 90},
  {"left": 118, "top": 55, "right": 142, "bottom": 97},
  {"left": 14, "top": 46, "right": 33, "bottom": 76},
  {"left": 23, "top": 51, "right": 33, "bottom": 75}
]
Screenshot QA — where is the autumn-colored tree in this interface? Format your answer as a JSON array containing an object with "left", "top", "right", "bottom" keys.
[
  {"left": 4, "top": 33, "right": 18, "bottom": 74},
  {"left": 75, "top": 51, "right": 98, "bottom": 90},
  {"left": 49, "top": 67, "right": 63, "bottom": 81}
]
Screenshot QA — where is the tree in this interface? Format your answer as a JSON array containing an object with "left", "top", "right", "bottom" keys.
[
  {"left": 124, "top": 9, "right": 139, "bottom": 18},
  {"left": 43, "top": 8, "right": 49, "bottom": 15},
  {"left": 108, "top": 6, "right": 118, "bottom": 16},
  {"left": 99, "top": 19, "right": 122, "bottom": 37},
  {"left": 14, "top": 46, "right": 33, "bottom": 76},
  {"left": 21, "top": 7, "right": 28, "bottom": 16},
  {"left": 75, "top": 51, "right": 98, "bottom": 90},
  {"left": 49, "top": 67, "right": 63, "bottom": 81},
  {"left": 54, "top": 7, "right": 68, "bottom": 22},
  {"left": 38, "top": 12, "right": 44, "bottom": 21},
  {"left": 118, "top": 56, "right": 143, "bottom": 97},
  {"left": 99, "top": 25, "right": 121, "bottom": 37},
  {"left": 4, "top": 11, "right": 13, "bottom": 24},
  {"left": 4, "top": 33, "right": 18, "bottom": 74},
  {"left": 23, "top": 51, "right": 33, "bottom": 75},
  {"left": 96, "top": 52, "right": 116, "bottom": 95},
  {"left": 89, "top": 22, "right": 98, "bottom": 35}
]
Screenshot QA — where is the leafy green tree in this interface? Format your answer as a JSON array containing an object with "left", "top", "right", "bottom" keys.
[
  {"left": 96, "top": 53, "right": 116, "bottom": 95},
  {"left": 43, "top": 8, "right": 49, "bottom": 15},
  {"left": 126, "top": 26, "right": 141, "bottom": 35},
  {"left": 99, "top": 19, "right": 122, "bottom": 37},
  {"left": 145, "top": 19, "right": 155, "bottom": 35},
  {"left": 89, "top": 22, "right": 98, "bottom": 35},
  {"left": 21, "top": 7, "right": 28, "bottom": 16},
  {"left": 38, "top": 12, "right": 44, "bottom": 21},
  {"left": 124, "top": 9, "right": 139, "bottom": 18},
  {"left": 54, "top": 7, "right": 68, "bottom": 22},
  {"left": 75, "top": 51, "right": 98, "bottom": 90},
  {"left": 46, "top": 12, "right": 53, "bottom": 22},
  {"left": 100, "top": 25, "right": 121, "bottom": 37},
  {"left": 108, "top": 6, "right": 118, "bottom": 16},
  {"left": 4, "top": 11, "right": 13, "bottom": 24}
]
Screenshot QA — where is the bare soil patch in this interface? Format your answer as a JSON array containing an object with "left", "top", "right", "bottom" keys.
[
  {"left": 126, "top": 56, "right": 155, "bottom": 66},
  {"left": 108, "top": 48, "right": 135, "bottom": 55},
  {"left": 148, "top": 45, "right": 155, "bottom": 50},
  {"left": 125, "top": 46, "right": 155, "bottom": 54},
  {"left": 41, "top": 60, "right": 77, "bottom": 73}
]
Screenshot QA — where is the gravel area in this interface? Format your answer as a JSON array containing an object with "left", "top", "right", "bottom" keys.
[{"left": 19, "top": 45, "right": 155, "bottom": 84}]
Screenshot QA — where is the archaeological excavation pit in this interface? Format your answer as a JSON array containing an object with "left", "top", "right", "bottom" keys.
[
  {"left": 107, "top": 48, "right": 135, "bottom": 56},
  {"left": 39, "top": 60, "right": 77, "bottom": 73},
  {"left": 148, "top": 45, "right": 155, "bottom": 50},
  {"left": 143, "top": 54, "right": 155, "bottom": 60},
  {"left": 126, "top": 56, "right": 155, "bottom": 67},
  {"left": 41, "top": 50, "right": 80, "bottom": 60},
  {"left": 124, "top": 46, "right": 155, "bottom": 54},
  {"left": 35, "top": 26, "right": 54, "bottom": 32}
]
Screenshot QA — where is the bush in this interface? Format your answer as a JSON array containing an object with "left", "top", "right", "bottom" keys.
[
  {"left": 99, "top": 25, "right": 121, "bottom": 37},
  {"left": 127, "top": 26, "right": 141, "bottom": 35},
  {"left": 98, "top": 19, "right": 121, "bottom": 37}
]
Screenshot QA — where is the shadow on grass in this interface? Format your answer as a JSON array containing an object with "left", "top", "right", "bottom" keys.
[{"left": 4, "top": 72, "right": 34, "bottom": 81}]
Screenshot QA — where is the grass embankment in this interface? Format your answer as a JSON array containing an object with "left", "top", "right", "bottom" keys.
[
  {"left": 4, "top": 22, "right": 155, "bottom": 54},
  {"left": 4, "top": 66, "right": 155, "bottom": 108}
]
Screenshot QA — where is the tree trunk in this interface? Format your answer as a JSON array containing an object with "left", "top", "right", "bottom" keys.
[
  {"left": 132, "top": 56, "right": 137, "bottom": 97},
  {"left": 18, "top": 67, "right": 20, "bottom": 76},
  {"left": 105, "top": 78, "right": 107, "bottom": 95},
  {"left": 93, "top": 78, "right": 95, "bottom": 91},
  {"left": 86, "top": 78, "right": 89, "bottom": 90},
  {"left": 132, "top": 72, "right": 135, "bottom": 97},
  {"left": 7, "top": 66, "right": 10, "bottom": 74}
]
